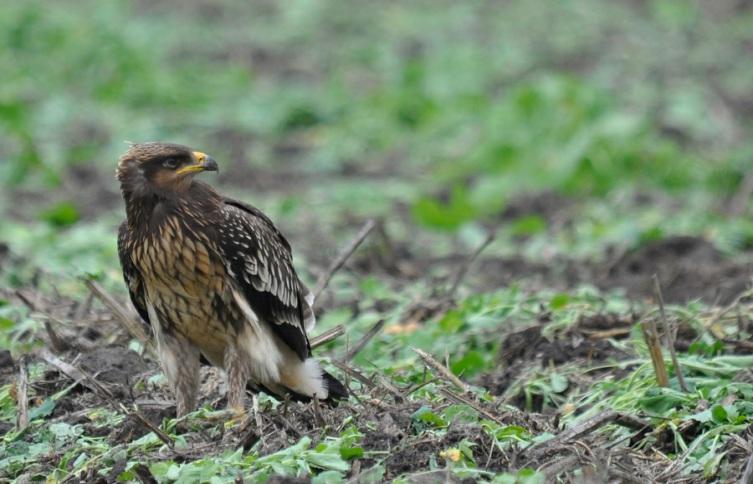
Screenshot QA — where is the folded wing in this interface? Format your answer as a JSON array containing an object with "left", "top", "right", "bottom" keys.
[{"left": 219, "top": 199, "right": 315, "bottom": 360}]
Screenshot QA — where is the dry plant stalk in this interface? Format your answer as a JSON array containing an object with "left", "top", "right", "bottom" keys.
[
  {"left": 309, "top": 324, "right": 345, "bottom": 350},
  {"left": 704, "top": 284, "right": 753, "bottom": 340},
  {"left": 343, "top": 319, "right": 384, "bottom": 362},
  {"left": 313, "top": 219, "right": 376, "bottom": 302},
  {"left": 741, "top": 447, "right": 753, "bottom": 484},
  {"left": 84, "top": 279, "right": 157, "bottom": 358},
  {"left": 446, "top": 231, "right": 495, "bottom": 300},
  {"left": 16, "top": 356, "right": 29, "bottom": 431},
  {"left": 438, "top": 387, "right": 505, "bottom": 426},
  {"left": 641, "top": 319, "right": 669, "bottom": 387},
  {"left": 526, "top": 410, "right": 650, "bottom": 462},
  {"left": 653, "top": 275, "right": 688, "bottom": 392},
  {"left": 38, "top": 348, "right": 174, "bottom": 447},
  {"left": 15, "top": 290, "right": 73, "bottom": 352},
  {"left": 330, "top": 360, "right": 373, "bottom": 389},
  {"left": 307, "top": 220, "right": 378, "bottom": 352},
  {"left": 412, "top": 347, "right": 470, "bottom": 393}
]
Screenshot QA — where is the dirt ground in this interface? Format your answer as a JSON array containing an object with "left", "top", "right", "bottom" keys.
[
  {"left": 471, "top": 234, "right": 753, "bottom": 305},
  {"left": 4, "top": 189, "right": 753, "bottom": 482}
]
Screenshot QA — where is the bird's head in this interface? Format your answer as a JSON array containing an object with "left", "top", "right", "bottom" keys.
[{"left": 116, "top": 142, "right": 218, "bottom": 199}]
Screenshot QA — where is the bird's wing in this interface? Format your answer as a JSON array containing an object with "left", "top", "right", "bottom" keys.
[
  {"left": 117, "top": 222, "right": 151, "bottom": 329},
  {"left": 219, "top": 198, "right": 314, "bottom": 361}
]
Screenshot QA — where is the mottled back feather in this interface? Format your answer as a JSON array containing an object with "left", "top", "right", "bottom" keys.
[{"left": 219, "top": 198, "right": 314, "bottom": 361}]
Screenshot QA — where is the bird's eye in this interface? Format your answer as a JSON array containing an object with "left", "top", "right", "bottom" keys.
[{"left": 162, "top": 158, "right": 179, "bottom": 169}]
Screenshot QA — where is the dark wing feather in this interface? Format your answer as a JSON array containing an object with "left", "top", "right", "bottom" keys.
[
  {"left": 117, "top": 222, "right": 151, "bottom": 329},
  {"left": 219, "top": 199, "right": 312, "bottom": 360}
]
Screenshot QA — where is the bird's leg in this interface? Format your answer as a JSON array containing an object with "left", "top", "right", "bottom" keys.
[
  {"left": 154, "top": 327, "right": 200, "bottom": 417},
  {"left": 224, "top": 342, "right": 250, "bottom": 415},
  {"left": 252, "top": 393, "right": 264, "bottom": 443}
]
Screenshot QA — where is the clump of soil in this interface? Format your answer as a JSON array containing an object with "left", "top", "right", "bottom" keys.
[
  {"left": 500, "top": 191, "right": 574, "bottom": 225},
  {"left": 479, "top": 313, "right": 635, "bottom": 410},
  {"left": 77, "top": 346, "right": 151, "bottom": 388},
  {"left": 473, "top": 256, "right": 585, "bottom": 293},
  {"left": 472, "top": 236, "right": 752, "bottom": 306},
  {"left": 600, "top": 236, "right": 753, "bottom": 304},
  {"left": 0, "top": 351, "right": 15, "bottom": 386}
]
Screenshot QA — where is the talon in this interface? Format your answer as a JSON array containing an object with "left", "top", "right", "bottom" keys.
[{"left": 224, "top": 407, "right": 247, "bottom": 429}]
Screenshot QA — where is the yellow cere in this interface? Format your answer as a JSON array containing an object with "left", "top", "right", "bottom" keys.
[{"left": 175, "top": 151, "right": 210, "bottom": 175}]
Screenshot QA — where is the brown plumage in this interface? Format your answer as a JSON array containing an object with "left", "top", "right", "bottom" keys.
[{"left": 116, "top": 142, "right": 346, "bottom": 416}]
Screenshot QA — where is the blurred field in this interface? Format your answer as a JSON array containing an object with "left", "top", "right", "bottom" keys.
[{"left": 2, "top": 1, "right": 753, "bottom": 482}]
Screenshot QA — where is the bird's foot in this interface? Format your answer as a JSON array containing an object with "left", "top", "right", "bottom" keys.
[{"left": 223, "top": 405, "right": 248, "bottom": 429}]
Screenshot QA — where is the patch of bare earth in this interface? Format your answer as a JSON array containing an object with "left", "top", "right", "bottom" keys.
[{"left": 600, "top": 235, "right": 753, "bottom": 305}]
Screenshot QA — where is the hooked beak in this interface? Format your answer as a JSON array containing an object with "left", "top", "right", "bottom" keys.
[{"left": 176, "top": 151, "right": 219, "bottom": 175}]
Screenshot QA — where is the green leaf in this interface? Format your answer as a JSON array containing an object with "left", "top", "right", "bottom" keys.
[
  {"left": 517, "top": 468, "right": 546, "bottom": 484},
  {"left": 166, "top": 463, "right": 181, "bottom": 480},
  {"left": 116, "top": 470, "right": 135, "bottom": 482},
  {"left": 711, "top": 404, "right": 728, "bottom": 424},
  {"left": 312, "top": 470, "right": 345, "bottom": 484},
  {"left": 703, "top": 451, "right": 725, "bottom": 479},
  {"left": 439, "top": 310, "right": 464, "bottom": 333},
  {"left": 411, "top": 406, "right": 447, "bottom": 430},
  {"left": 281, "top": 104, "right": 321, "bottom": 130},
  {"left": 638, "top": 226, "right": 664, "bottom": 244},
  {"left": 725, "top": 404, "right": 739, "bottom": 423},
  {"left": 485, "top": 423, "right": 530, "bottom": 442},
  {"left": 340, "top": 446, "right": 364, "bottom": 460},
  {"left": 412, "top": 186, "right": 478, "bottom": 231},
  {"left": 510, "top": 216, "right": 547, "bottom": 236},
  {"left": 450, "top": 350, "right": 486, "bottom": 377},
  {"left": 149, "top": 461, "right": 173, "bottom": 479},
  {"left": 306, "top": 451, "right": 349, "bottom": 472},
  {"left": 28, "top": 398, "right": 56, "bottom": 420},
  {"left": 0, "top": 318, "right": 14, "bottom": 331},
  {"left": 549, "top": 373, "right": 569, "bottom": 393},
  {"left": 49, "top": 422, "right": 79, "bottom": 443},
  {"left": 686, "top": 408, "right": 712, "bottom": 423},
  {"left": 638, "top": 388, "right": 690, "bottom": 414},
  {"left": 359, "top": 276, "right": 388, "bottom": 299},
  {"left": 457, "top": 440, "right": 476, "bottom": 464},
  {"left": 355, "top": 464, "right": 385, "bottom": 484},
  {"left": 492, "top": 468, "right": 546, "bottom": 484},
  {"left": 442, "top": 404, "right": 480, "bottom": 424},
  {"left": 40, "top": 201, "right": 79, "bottom": 227},
  {"left": 549, "top": 294, "right": 570, "bottom": 310},
  {"left": 71, "top": 452, "right": 88, "bottom": 469}
]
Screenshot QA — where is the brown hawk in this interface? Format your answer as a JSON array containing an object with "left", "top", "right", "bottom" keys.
[{"left": 116, "top": 142, "right": 346, "bottom": 416}]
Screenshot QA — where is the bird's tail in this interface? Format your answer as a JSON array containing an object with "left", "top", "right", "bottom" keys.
[
  {"left": 247, "top": 364, "right": 348, "bottom": 405},
  {"left": 321, "top": 370, "right": 348, "bottom": 402}
]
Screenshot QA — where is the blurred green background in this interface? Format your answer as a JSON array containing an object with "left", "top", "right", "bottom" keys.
[{"left": 2, "top": 0, "right": 753, "bottom": 286}]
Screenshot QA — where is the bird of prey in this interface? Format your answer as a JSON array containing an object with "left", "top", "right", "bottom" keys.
[{"left": 116, "top": 142, "right": 346, "bottom": 416}]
